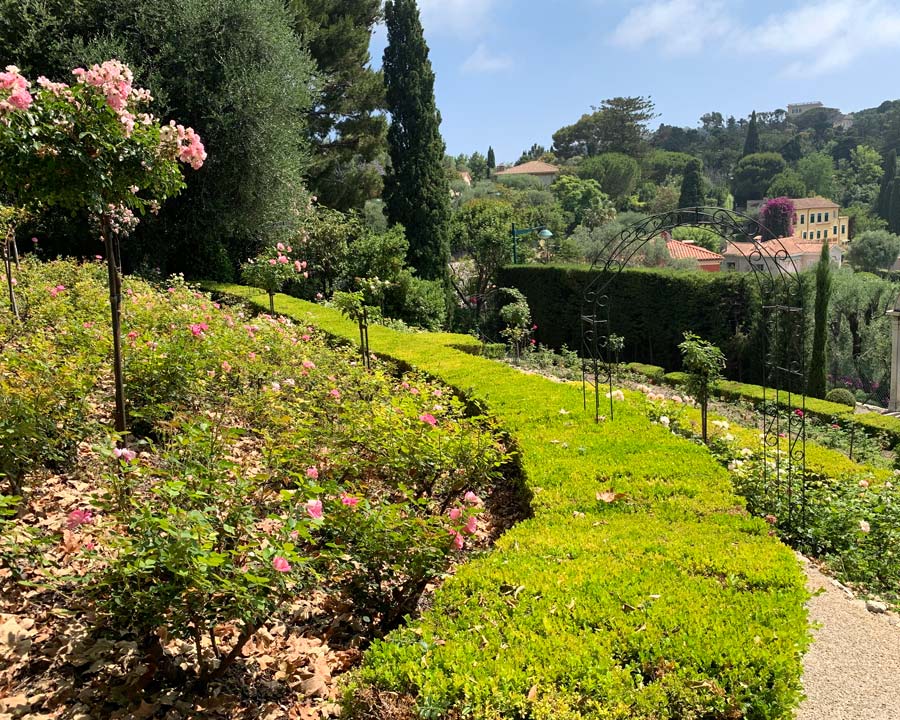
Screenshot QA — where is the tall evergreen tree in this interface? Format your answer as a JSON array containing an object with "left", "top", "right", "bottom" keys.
[
  {"left": 877, "top": 149, "right": 896, "bottom": 220},
  {"left": 890, "top": 180, "right": 900, "bottom": 234},
  {"left": 291, "top": 0, "right": 386, "bottom": 211},
  {"left": 487, "top": 146, "right": 496, "bottom": 172},
  {"left": 808, "top": 240, "right": 832, "bottom": 398},
  {"left": 382, "top": 0, "right": 451, "bottom": 281},
  {"left": 678, "top": 158, "right": 704, "bottom": 208},
  {"left": 742, "top": 111, "right": 760, "bottom": 157}
]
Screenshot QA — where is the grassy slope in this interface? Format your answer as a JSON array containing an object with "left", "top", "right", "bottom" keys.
[{"left": 206, "top": 284, "right": 809, "bottom": 719}]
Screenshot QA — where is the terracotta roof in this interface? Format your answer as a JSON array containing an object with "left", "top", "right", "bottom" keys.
[
  {"left": 495, "top": 160, "right": 560, "bottom": 176},
  {"left": 666, "top": 239, "right": 723, "bottom": 262},
  {"left": 787, "top": 196, "right": 839, "bottom": 210},
  {"left": 724, "top": 238, "right": 839, "bottom": 257}
]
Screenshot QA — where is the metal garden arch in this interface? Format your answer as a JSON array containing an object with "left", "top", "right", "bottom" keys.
[{"left": 581, "top": 206, "right": 809, "bottom": 531}]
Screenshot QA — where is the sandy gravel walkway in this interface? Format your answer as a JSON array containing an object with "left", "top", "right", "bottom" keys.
[{"left": 797, "top": 555, "right": 900, "bottom": 719}]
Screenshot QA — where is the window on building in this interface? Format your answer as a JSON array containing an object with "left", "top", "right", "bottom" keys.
[
  {"left": 824, "top": 230, "right": 828, "bottom": 239},
  {"left": 802, "top": 231, "right": 807, "bottom": 239},
  {"left": 842, "top": 225, "right": 846, "bottom": 235},
  {"left": 800, "top": 214, "right": 805, "bottom": 224},
  {"left": 833, "top": 226, "right": 837, "bottom": 235},
  {"left": 817, "top": 213, "right": 822, "bottom": 223},
  {"left": 817, "top": 230, "right": 821, "bottom": 239},
  {"left": 825, "top": 212, "right": 829, "bottom": 222},
  {"left": 726, "top": 262, "right": 736, "bottom": 270}
]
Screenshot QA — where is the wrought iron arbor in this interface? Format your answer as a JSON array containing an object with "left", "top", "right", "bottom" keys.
[{"left": 581, "top": 207, "right": 808, "bottom": 532}]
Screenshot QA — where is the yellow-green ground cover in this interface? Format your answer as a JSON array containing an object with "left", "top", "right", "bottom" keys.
[{"left": 207, "top": 284, "right": 810, "bottom": 720}]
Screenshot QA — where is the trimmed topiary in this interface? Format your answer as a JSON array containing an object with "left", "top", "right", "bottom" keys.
[{"left": 825, "top": 388, "right": 857, "bottom": 407}]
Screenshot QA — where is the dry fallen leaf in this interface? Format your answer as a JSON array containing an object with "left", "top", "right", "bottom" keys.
[{"left": 596, "top": 490, "right": 625, "bottom": 503}]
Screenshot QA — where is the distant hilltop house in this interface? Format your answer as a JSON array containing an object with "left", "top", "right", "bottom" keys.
[
  {"left": 786, "top": 100, "right": 854, "bottom": 129},
  {"left": 494, "top": 160, "right": 560, "bottom": 186},
  {"left": 664, "top": 237, "right": 724, "bottom": 272},
  {"left": 722, "top": 238, "right": 842, "bottom": 274},
  {"left": 747, "top": 196, "right": 849, "bottom": 243}
]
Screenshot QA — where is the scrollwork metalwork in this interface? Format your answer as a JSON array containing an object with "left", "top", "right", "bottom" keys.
[{"left": 580, "top": 206, "right": 808, "bottom": 533}]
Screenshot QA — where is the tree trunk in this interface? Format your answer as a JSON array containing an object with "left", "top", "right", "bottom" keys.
[
  {"left": 3, "top": 229, "right": 19, "bottom": 321},
  {"left": 103, "top": 219, "right": 127, "bottom": 433}
]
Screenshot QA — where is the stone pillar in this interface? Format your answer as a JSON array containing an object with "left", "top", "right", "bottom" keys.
[{"left": 888, "top": 306, "right": 900, "bottom": 411}]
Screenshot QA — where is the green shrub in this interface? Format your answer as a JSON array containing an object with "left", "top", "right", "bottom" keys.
[
  {"left": 497, "top": 264, "right": 763, "bottom": 380},
  {"left": 211, "top": 283, "right": 811, "bottom": 720},
  {"left": 624, "top": 362, "right": 665, "bottom": 383},
  {"left": 481, "top": 342, "right": 506, "bottom": 359},
  {"left": 663, "top": 371, "right": 689, "bottom": 387},
  {"left": 825, "top": 388, "right": 857, "bottom": 407}
]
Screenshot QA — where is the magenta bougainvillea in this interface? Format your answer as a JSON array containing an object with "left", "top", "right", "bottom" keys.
[{"left": 760, "top": 197, "right": 796, "bottom": 240}]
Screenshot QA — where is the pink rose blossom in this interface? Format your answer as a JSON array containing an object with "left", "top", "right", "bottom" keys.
[
  {"left": 272, "top": 556, "right": 291, "bottom": 573},
  {"left": 268, "top": 258, "right": 277, "bottom": 266},
  {"left": 464, "top": 515, "right": 477, "bottom": 535},
  {"left": 464, "top": 491, "right": 480, "bottom": 504},
  {"left": 306, "top": 499, "right": 323, "bottom": 520},
  {"left": 66, "top": 508, "right": 94, "bottom": 530},
  {"left": 277, "top": 243, "right": 285, "bottom": 251},
  {"left": 448, "top": 507, "right": 461, "bottom": 521},
  {"left": 450, "top": 531, "right": 464, "bottom": 550},
  {"left": 340, "top": 492, "right": 359, "bottom": 507},
  {"left": 419, "top": 413, "right": 437, "bottom": 426},
  {"left": 221, "top": 361, "right": 232, "bottom": 373},
  {"left": 302, "top": 334, "right": 311, "bottom": 341},
  {"left": 113, "top": 447, "right": 137, "bottom": 462},
  {"left": 329, "top": 389, "right": 341, "bottom": 399},
  {"left": 306, "top": 466, "right": 319, "bottom": 479},
  {"left": 303, "top": 360, "right": 316, "bottom": 369}
]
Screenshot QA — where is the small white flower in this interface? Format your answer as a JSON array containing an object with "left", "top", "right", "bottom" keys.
[{"left": 659, "top": 416, "right": 670, "bottom": 427}]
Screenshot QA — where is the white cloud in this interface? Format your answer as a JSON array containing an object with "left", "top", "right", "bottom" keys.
[
  {"left": 461, "top": 43, "right": 513, "bottom": 73},
  {"left": 417, "top": 0, "right": 499, "bottom": 37},
  {"left": 610, "top": 0, "right": 900, "bottom": 76},
  {"left": 612, "top": 0, "right": 734, "bottom": 56},
  {"left": 752, "top": 0, "right": 900, "bottom": 77}
]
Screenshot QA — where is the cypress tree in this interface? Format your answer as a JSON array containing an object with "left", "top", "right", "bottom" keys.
[
  {"left": 877, "top": 149, "right": 896, "bottom": 220},
  {"left": 382, "top": 0, "right": 451, "bottom": 281},
  {"left": 808, "top": 240, "right": 832, "bottom": 398},
  {"left": 487, "top": 146, "right": 496, "bottom": 172},
  {"left": 743, "top": 111, "right": 760, "bottom": 157},
  {"left": 678, "top": 158, "right": 704, "bottom": 209},
  {"left": 891, "top": 180, "right": 900, "bottom": 235}
]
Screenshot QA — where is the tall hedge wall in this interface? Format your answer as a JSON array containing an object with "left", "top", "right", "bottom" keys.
[{"left": 497, "top": 265, "right": 767, "bottom": 382}]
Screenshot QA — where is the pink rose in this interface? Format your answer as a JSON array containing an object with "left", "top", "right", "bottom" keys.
[
  {"left": 340, "top": 492, "right": 359, "bottom": 507},
  {"left": 306, "top": 499, "right": 323, "bottom": 520},
  {"left": 464, "top": 491, "right": 480, "bottom": 504},
  {"left": 329, "top": 389, "right": 341, "bottom": 399},
  {"left": 113, "top": 447, "right": 137, "bottom": 462},
  {"left": 272, "top": 556, "right": 291, "bottom": 573},
  {"left": 464, "top": 515, "right": 477, "bottom": 535},
  {"left": 66, "top": 508, "right": 93, "bottom": 530},
  {"left": 306, "top": 466, "right": 319, "bottom": 479},
  {"left": 419, "top": 413, "right": 437, "bottom": 426},
  {"left": 448, "top": 507, "right": 461, "bottom": 521}
]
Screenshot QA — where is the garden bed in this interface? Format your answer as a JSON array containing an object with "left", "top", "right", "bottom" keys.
[
  {"left": 210, "top": 283, "right": 811, "bottom": 720},
  {"left": 0, "top": 261, "right": 520, "bottom": 718}
]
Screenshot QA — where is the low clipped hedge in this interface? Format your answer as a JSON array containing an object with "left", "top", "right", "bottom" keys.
[
  {"left": 206, "top": 283, "right": 810, "bottom": 720},
  {"left": 626, "top": 361, "right": 900, "bottom": 450}
]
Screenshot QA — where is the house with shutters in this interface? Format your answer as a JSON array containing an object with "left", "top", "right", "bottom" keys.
[
  {"left": 494, "top": 160, "right": 560, "bottom": 186},
  {"left": 790, "top": 197, "right": 849, "bottom": 243}
]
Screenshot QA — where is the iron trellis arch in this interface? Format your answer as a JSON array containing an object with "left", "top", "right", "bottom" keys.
[{"left": 581, "top": 206, "right": 809, "bottom": 533}]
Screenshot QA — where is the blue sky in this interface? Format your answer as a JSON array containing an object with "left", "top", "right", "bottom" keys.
[{"left": 369, "top": 0, "right": 900, "bottom": 164}]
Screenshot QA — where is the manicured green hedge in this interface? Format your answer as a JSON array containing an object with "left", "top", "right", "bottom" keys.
[
  {"left": 626, "top": 361, "right": 900, "bottom": 451},
  {"left": 623, "top": 362, "right": 665, "bottom": 383},
  {"left": 498, "top": 264, "right": 766, "bottom": 382},
  {"left": 206, "top": 283, "right": 809, "bottom": 720}
]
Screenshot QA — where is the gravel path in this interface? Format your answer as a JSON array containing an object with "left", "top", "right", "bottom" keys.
[{"left": 797, "top": 555, "right": 900, "bottom": 719}]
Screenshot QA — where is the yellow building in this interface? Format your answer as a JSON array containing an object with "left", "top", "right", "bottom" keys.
[{"left": 790, "top": 197, "right": 849, "bottom": 243}]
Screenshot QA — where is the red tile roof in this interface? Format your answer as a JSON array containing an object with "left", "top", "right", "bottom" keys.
[
  {"left": 666, "top": 239, "right": 724, "bottom": 261},
  {"left": 495, "top": 160, "right": 560, "bottom": 176},
  {"left": 787, "top": 196, "right": 839, "bottom": 210},
  {"left": 724, "top": 238, "right": 839, "bottom": 257}
]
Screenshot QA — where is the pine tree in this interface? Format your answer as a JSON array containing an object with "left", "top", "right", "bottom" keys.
[
  {"left": 808, "top": 240, "right": 832, "bottom": 398},
  {"left": 742, "top": 111, "right": 760, "bottom": 157},
  {"left": 291, "top": 0, "right": 386, "bottom": 211},
  {"left": 678, "top": 158, "right": 704, "bottom": 208},
  {"left": 877, "top": 149, "right": 896, "bottom": 220},
  {"left": 890, "top": 179, "right": 900, "bottom": 235},
  {"left": 382, "top": 0, "right": 451, "bottom": 282},
  {"left": 487, "top": 146, "right": 496, "bottom": 172}
]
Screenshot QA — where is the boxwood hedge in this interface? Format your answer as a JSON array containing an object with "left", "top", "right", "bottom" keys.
[{"left": 206, "top": 283, "right": 810, "bottom": 720}]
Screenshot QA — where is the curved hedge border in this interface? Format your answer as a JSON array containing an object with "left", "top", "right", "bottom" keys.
[
  {"left": 206, "top": 284, "right": 809, "bottom": 720},
  {"left": 625, "top": 363, "right": 900, "bottom": 450}
]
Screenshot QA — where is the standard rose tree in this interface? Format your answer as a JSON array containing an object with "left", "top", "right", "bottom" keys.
[{"left": 0, "top": 61, "right": 205, "bottom": 431}]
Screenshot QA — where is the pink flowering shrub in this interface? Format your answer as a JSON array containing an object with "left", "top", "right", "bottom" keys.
[
  {"left": 2, "top": 259, "right": 511, "bottom": 688},
  {"left": 241, "top": 243, "right": 308, "bottom": 312}
]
